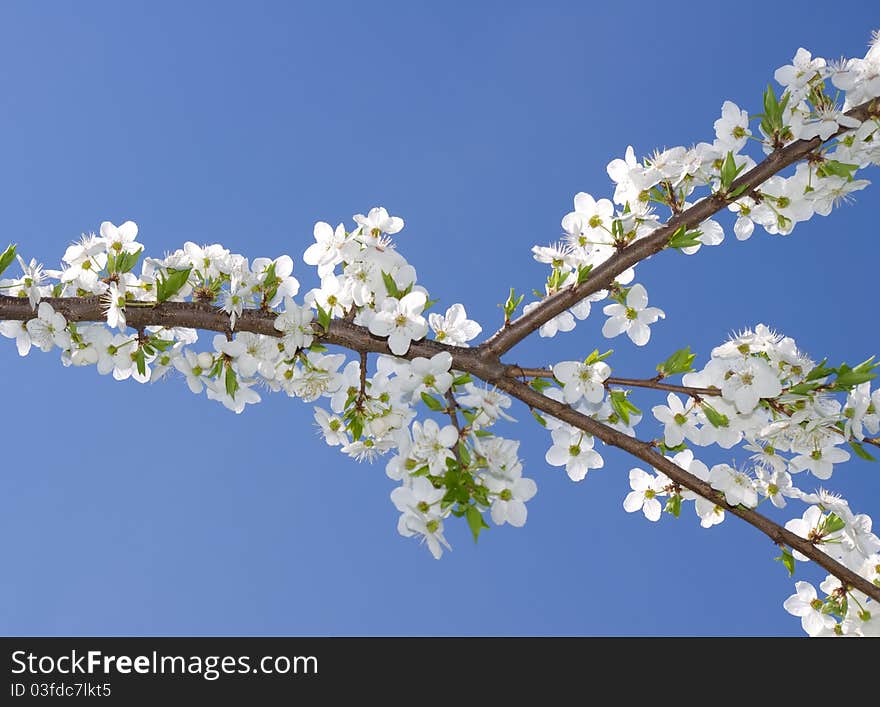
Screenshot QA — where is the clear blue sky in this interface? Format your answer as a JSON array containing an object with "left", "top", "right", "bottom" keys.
[{"left": 0, "top": 1, "right": 877, "bottom": 636}]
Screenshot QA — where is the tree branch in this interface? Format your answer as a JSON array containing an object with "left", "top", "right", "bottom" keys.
[
  {"left": 488, "top": 374, "right": 880, "bottom": 602},
  {"left": 3, "top": 293, "right": 875, "bottom": 599},
  {"left": 503, "top": 364, "right": 720, "bottom": 397},
  {"left": 479, "top": 98, "right": 880, "bottom": 358}
]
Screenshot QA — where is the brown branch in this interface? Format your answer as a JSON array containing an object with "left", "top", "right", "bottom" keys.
[
  {"left": 605, "top": 376, "right": 719, "bottom": 397},
  {"left": 356, "top": 350, "right": 368, "bottom": 408},
  {"left": 488, "top": 375, "right": 880, "bottom": 602},
  {"left": 503, "top": 365, "right": 720, "bottom": 397},
  {"left": 506, "top": 366, "right": 555, "bottom": 379},
  {"left": 479, "top": 98, "right": 880, "bottom": 358},
  {"left": 1, "top": 292, "right": 877, "bottom": 600}
]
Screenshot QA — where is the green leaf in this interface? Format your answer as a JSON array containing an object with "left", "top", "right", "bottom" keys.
[
  {"left": 719, "top": 151, "right": 744, "bottom": 192},
  {"left": 665, "top": 494, "right": 682, "bottom": 518},
  {"left": 667, "top": 225, "right": 703, "bottom": 250},
  {"left": 834, "top": 371, "right": 877, "bottom": 389},
  {"left": 452, "top": 373, "right": 472, "bottom": 386},
  {"left": 805, "top": 358, "right": 835, "bottom": 382},
  {"left": 465, "top": 505, "right": 488, "bottom": 543},
  {"left": 109, "top": 248, "right": 142, "bottom": 275},
  {"left": 457, "top": 442, "right": 471, "bottom": 467},
  {"left": 260, "top": 262, "right": 280, "bottom": 303},
  {"left": 0, "top": 244, "right": 16, "bottom": 278},
  {"left": 701, "top": 402, "right": 729, "bottom": 428},
  {"left": 316, "top": 304, "right": 331, "bottom": 332},
  {"left": 850, "top": 440, "right": 877, "bottom": 462},
  {"left": 381, "top": 271, "right": 400, "bottom": 298},
  {"left": 134, "top": 347, "right": 146, "bottom": 377},
  {"left": 149, "top": 338, "right": 174, "bottom": 352},
  {"left": 529, "top": 377, "right": 553, "bottom": 392},
  {"left": 833, "top": 356, "right": 877, "bottom": 389},
  {"left": 775, "top": 546, "right": 796, "bottom": 577},
  {"left": 576, "top": 264, "right": 593, "bottom": 284},
  {"left": 609, "top": 390, "right": 641, "bottom": 426},
  {"left": 531, "top": 409, "right": 547, "bottom": 427},
  {"left": 420, "top": 392, "right": 444, "bottom": 412},
  {"left": 658, "top": 441, "right": 688, "bottom": 454},
  {"left": 816, "top": 160, "right": 858, "bottom": 180},
  {"left": 503, "top": 288, "right": 524, "bottom": 320},
  {"left": 584, "top": 349, "right": 613, "bottom": 365},
  {"left": 760, "top": 84, "right": 790, "bottom": 137},
  {"left": 657, "top": 346, "right": 696, "bottom": 377},
  {"left": 787, "top": 382, "right": 822, "bottom": 396},
  {"left": 224, "top": 364, "right": 239, "bottom": 399},
  {"left": 349, "top": 415, "right": 363, "bottom": 442},
  {"left": 728, "top": 183, "right": 750, "bottom": 199},
  {"left": 156, "top": 267, "right": 192, "bottom": 303},
  {"left": 823, "top": 512, "right": 846, "bottom": 535}
]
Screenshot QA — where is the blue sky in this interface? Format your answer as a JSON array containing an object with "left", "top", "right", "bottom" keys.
[{"left": 0, "top": 1, "right": 877, "bottom": 636}]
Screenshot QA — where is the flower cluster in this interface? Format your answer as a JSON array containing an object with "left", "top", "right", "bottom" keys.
[{"left": 525, "top": 40, "right": 880, "bottom": 346}]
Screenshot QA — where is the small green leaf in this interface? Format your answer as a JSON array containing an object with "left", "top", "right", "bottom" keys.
[
  {"left": 109, "top": 248, "right": 142, "bottom": 275},
  {"left": 224, "top": 364, "right": 239, "bottom": 399},
  {"left": 349, "top": 415, "right": 364, "bottom": 442},
  {"left": 457, "top": 442, "right": 471, "bottom": 467},
  {"left": 719, "top": 151, "right": 744, "bottom": 192},
  {"left": 529, "top": 377, "right": 553, "bottom": 392},
  {"left": 823, "top": 512, "right": 846, "bottom": 535},
  {"left": 420, "top": 392, "right": 444, "bottom": 412},
  {"left": 503, "top": 288, "right": 524, "bottom": 320},
  {"left": 576, "top": 264, "right": 593, "bottom": 284},
  {"left": 816, "top": 160, "right": 858, "bottom": 180},
  {"left": 667, "top": 225, "right": 703, "bottom": 250},
  {"left": 0, "top": 244, "right": 16, "bottom": 278},
  {"left": 665, "top": 494, "right": 682, "bottom": 518},
  {"left": 657, "top": 346, "right": 696, "bottom": 378},
  {"left": 465, "top": 505, "right": 488, "bottom": 543},
  {"left": 833, "top": 356, "right": 877, "bottom": 389},
  {"left": 452, "top": 373, "right": 472, "bottom": 386},
  {"left": 775, "top": 546, "right": 796, "bottom": 577},
  {"left": 805, "top": 358, "right": 835, "bottom": 382},
  {"left": 609, "top": 390, "right": 641, "bottom": 426},
  {"left": 316, "top": 304, "right": 331, "bottom": 332},
  {"left": 531, "top": 409, "right": 547, "bottom": 427},
  {"left": 149, "top": 338, "right": 174, "bottom": 352},
  {"left": 156, "top": 267, "right": 192, "bottom": 303},
  {"left": 787, "top": 382, "right": 821, "bottom": 396},
  {"left": 381, "top": 271, "right": 400, "bottom": 298},
  {"left": 658, "top": 441, "right": 688, "bottom": 454},
  {"left": 701, "top": 402, "right": 729, "bottom": 428},
  {"left": 261, "top": 261, "right": 280, "bottom": 303},
  {"left": 134, "top": 348, "right": 146, "bottom": 377},
  {"left": 850, "top": 440, "right": 877, "bottom": 462},
  {"left": 584, "top": 349, "right": 613, "bottom": 365}
]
